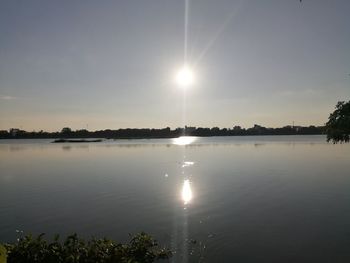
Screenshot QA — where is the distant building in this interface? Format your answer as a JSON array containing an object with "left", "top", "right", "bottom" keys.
[
  {"left": 9, "top": 128, "right": 20, "bottom": 137},
  {"left": 294, "top": 126, "right": 302, "bottom": 132}
]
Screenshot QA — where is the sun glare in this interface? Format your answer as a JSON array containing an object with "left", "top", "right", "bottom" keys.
[
  {"left": 172, "top": 136, "right": 197, "bottom": 146},
  {"left": 182, "top": 179, "right": 193, "bottom": 205},
  {"left": 175, "top": 65, "right": 195, "bottom": 87}
]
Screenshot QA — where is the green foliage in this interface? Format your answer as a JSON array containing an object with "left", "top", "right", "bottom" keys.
[
  {"left": 3, "top": 233, "right": 171, "bottom": 263},
  {"left": 0, "top": 244, "right": 7, "bottom": 263},
  {"left": 326, "top": 101, "right": 350, "bottom": 143}
]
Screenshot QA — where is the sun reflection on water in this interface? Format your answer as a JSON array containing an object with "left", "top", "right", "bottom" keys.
[
  {"left": 172, "top": 136, "right": 197, "bottom": 146},
  {"left": 182, "top": 179, "right": 192, "bottom": 205},
  {"left": 182, "top": 161, "right": 194, "bottom": 168}
]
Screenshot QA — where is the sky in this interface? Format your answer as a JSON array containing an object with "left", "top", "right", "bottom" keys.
[{"left": 0, "top": 0, "right": 349, "bottom": 131}]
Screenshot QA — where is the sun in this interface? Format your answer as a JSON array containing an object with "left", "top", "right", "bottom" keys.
[{"left": 175, "top": 65, "right": 195, "bottom": 87}]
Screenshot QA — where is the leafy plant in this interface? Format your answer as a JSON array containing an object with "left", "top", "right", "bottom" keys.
[
  {"left": 0, "top": 244, "right": 7, "bottom": 263},
  {"left": 326, "top": 101, "right": 350, "bottom": 143},
  {"left": 3, "top": 232, "right": 171, "bottom": 263}
]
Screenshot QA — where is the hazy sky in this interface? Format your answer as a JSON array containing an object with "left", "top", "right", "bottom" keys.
[{"left": 0, "top": 0, "right": 349, "bottom": 131}]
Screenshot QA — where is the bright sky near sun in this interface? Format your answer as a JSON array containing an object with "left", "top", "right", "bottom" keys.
[{"left": 0, "top": 0, "right": 349, "bottom": 131}]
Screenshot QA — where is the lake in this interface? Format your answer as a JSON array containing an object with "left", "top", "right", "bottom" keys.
[{"left": 1, "top": 135, "right": 350, "bottom": 262}]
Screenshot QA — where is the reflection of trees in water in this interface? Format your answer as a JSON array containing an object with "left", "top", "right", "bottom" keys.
[
  {"left": 61, "top": 145, "right": 71, "bottom": 151},
  {"left": 9, "top": 146, "right": 26, "bottom": 152},
  {"left": 61, "top": 145, "right": 89, "bottom": 151}
]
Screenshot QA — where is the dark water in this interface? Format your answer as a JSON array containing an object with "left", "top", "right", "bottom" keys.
[{"left": 1, "top": 135, "right": 350, "bottom": 262}]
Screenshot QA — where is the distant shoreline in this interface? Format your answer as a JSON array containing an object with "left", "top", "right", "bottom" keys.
[
  {"left": 0, "top": 125, "right": 325, "bottom": 140},
  {"left": 51, "top": 138, "right": 103, "bottom": 143}
]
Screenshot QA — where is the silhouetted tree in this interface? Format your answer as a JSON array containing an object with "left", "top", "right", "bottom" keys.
[
  {"left": 326, "top": 101, "right": 350, "bottom": 143},
  {"left": 61, "top": 127, "right": 72, "bottom": 134},
  {"left": 0, "top": 130, "right": 9, "bottom": 138}
]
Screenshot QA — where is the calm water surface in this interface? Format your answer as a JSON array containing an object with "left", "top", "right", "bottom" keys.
[{"left": 1, "top": 135, "right": 350, "bottom": 262}]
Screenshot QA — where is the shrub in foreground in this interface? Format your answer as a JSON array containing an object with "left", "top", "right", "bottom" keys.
[
  {"left": 3, "top": 232, "right": 171, "bottom": 263},
  {"left": 326, "top": 100, "right": 350, "bottom": 143}
]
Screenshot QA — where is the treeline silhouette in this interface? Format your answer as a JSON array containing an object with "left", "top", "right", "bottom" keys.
[{"left": 0, "top": 125, "right": 324, "bottom": 139}]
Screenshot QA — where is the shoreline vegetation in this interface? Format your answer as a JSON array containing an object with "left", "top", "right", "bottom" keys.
[
  {"left": 0, "top": 125, "right": 324, "bottom": 140},
  {"left": 1, "top": 232, "right": 171, "bottom": 263},
  {"left": 52, "top": 139, "right": 103, "bottom": 143}
]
